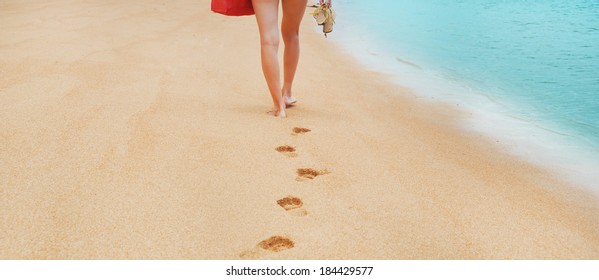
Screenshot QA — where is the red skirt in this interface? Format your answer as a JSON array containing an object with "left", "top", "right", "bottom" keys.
[{"left": 211, "top": 0, "right": 255, "bottom": 16}]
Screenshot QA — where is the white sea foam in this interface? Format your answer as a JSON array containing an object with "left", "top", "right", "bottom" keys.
[{"left": 324, "top": 9, "right": 599, "bottom": 192}]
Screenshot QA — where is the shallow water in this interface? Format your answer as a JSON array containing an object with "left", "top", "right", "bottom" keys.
[{"left": 326, "top": 0, "right": 599, "bottom": 189}]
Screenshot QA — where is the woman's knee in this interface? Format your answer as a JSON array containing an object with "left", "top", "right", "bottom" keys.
[
  {"left": 261, "top": 32, "right": 280, "bottom": 48},
  {"left": 281, "top": 30, "right": 299, "bottom": 44}
]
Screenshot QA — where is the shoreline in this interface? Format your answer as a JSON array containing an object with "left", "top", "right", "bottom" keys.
[
  {"left": 1, "top": 0, "right": 599, "bottom": 259},
  {"left": 326, "top": 6, "right": 599, "bottom": 194}
]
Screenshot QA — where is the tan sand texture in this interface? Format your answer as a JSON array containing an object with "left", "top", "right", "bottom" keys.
[{"left": 1, "top": 0, "right": 599, "bottom": 259}]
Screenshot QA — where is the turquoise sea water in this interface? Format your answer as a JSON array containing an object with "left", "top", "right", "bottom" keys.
[{"left": 327, "top": 0, "right": 599, "bottom": 188}]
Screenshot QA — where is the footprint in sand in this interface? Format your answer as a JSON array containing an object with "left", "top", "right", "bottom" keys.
[
  {"left": 277, "top": 196, "right": 307, "bottom": 216},
  {"left": 296, "top": 168, "right": 330, "bottom": 181},
  {"left": 239, "top": 236, "right": 295, "bottom": 259},
  {"left": 276, "top": 145, "right": 297, "bottom": 158},
  {"left": 292, "top": 127, "right": 311, "bottom": 136}
]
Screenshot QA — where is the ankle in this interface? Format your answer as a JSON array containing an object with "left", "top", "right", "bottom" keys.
[{"left": 282, "top": 87, "right": 292, "bottom": 97}]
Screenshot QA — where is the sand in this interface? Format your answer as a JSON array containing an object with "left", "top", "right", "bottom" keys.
[{"left": 1, "top": 0, "right": 598, "bottom": 259}]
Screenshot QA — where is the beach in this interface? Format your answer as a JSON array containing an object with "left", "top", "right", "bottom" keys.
[{"left": 1, "top": 0, "right": 599, "bottom": 259}]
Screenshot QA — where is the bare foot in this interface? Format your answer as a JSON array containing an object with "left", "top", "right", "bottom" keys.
[
  {"left": 266, "top": 108, "right": 286, "bottom": 118},
  {"left": 282, "top": 88, "right": 297, "bottom": 107},
  {"left": 284, "top": 96, "right": 297, "bottom": 107}
]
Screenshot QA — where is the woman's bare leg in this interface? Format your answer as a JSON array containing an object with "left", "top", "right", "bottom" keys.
[
  {"left": 252, "top": 0, "right": 286, "bottom": 117},
  {"left": 281, "top": 0, "right": 307, "bottom": 106}
]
